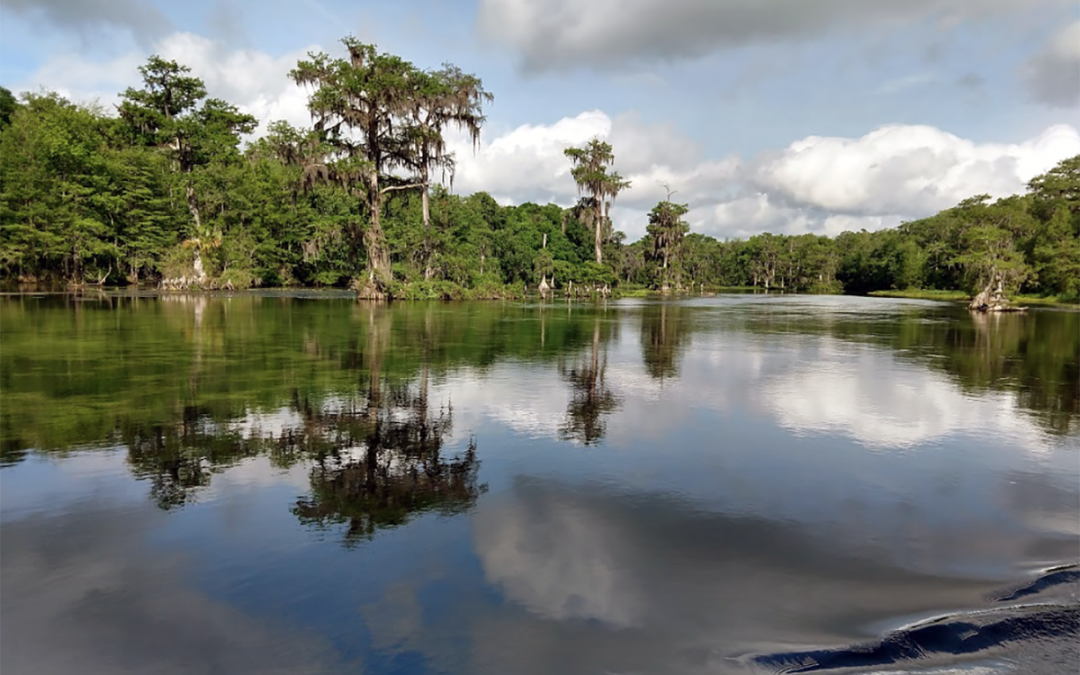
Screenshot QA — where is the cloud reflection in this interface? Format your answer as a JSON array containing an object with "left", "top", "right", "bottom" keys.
[
  {"left": 761, "top": 339, "right": 1043, "bottom": 449},
  {"left": 443, "top": 314, "right": 1060, "bottom": 453},
  {"left": 466, "top": 476, "right": 1078, "bottom": 674},
  {"left": 0, "top": 501, "right": 338, "bottom": 675}
]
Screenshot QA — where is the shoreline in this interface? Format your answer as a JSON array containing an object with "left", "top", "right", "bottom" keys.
[
  {"left": 4, "top": 286, "right": 1078, "bottom": 308},
  {"left": 868, "top": 289, "right": 1079, "bottom": 308}
]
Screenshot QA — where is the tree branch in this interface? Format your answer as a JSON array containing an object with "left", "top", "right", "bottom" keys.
[{"left": 380, "top": 182, "right": 424, "bottom": 195}]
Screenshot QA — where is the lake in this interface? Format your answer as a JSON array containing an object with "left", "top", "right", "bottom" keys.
[{"left": 1, "top": 292, "right": 1077, "bottom": 674}]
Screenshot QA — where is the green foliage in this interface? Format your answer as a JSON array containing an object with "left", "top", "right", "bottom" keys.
[
  {"left": 0, "top": 47, "right": 1076, "bottom": 302},
  {"left": 0, "top": 86, "right": 18, "bottom": 130},
  {"left": 1029, "top": 206, "right": 1080, "bottom": 296},
  {"left": 564, "top": 139, "right": 631, "bottom": 265},
  {"left": 645, "top": 198, "right": 690, "bottom": 290},
  {"left": 1026, "top": 154, "right": 1080, "bottom": 223}
]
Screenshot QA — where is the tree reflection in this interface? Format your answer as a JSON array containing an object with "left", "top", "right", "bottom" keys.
[
  {"left": 962, "top": 311, "right": 1078, "bottom": 435},
  {"left": 741, "top": 305, "right": 1079, "bottom": 436},
  {"left": 124, "top": 406, "right": 261, "bottom": 510},
  {"left": 3, "top": 295, "right": 1077, "bottom": 486},
  {"left": 118, "top": 303, "right": 486, "bottom": 535},
  {"left": 291, "top": 387, "right": 481, "bottom": 544},
  {"left": 292, "top": 305, "right": 484, "bottom": 545},
  {"left": 0, "top": 444, "right": 29, "bottom": 468},
  {"left": 640, "top": 303, "right": 690, "bottom": 381},
  {"left": 559, "top": 317, "right": 620, "bottom": 445}
]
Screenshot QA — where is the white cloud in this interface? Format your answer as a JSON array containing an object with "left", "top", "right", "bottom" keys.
[
  {"left": 477, "top": 0, "right": 1067, "bottom": 72},
  {"left": 710, "top": 194, "right": 811, "bottom": 238},
  {"left": 449, "top": 110, "right": 612, "bottom": 206},
  {"left": 452, "top": 109, "right": 1080, "bottom": 239},
  {"left": 749, "top": 123, "right": 1080, "bottom": 218},
  {"left": 153, "top": 33, "right": 316, "bottom": 136},
  {"left": 13, "top": 31, "right": 1080, "bottom": 240},
  {"left": 12, "top": 32, "right": 317, "bottom": 138},
  {"left": 448, "top": 111, "right": 740, "bottom": 237},
  {"left": 1021, "top": 20, "right": 1080, "bottom": 108}
]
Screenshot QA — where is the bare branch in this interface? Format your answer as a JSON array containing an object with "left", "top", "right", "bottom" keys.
[{"left": 379, "top": 182, "right": 425, "bottom": 195}]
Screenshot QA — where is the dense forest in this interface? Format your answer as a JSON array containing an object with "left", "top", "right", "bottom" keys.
[{"left": 1, "top": 38, "right": 1077, "bottom": 301}]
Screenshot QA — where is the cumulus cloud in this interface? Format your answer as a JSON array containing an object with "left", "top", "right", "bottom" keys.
[
  {"left": 748, "top": 122, "right": 1080, "bottom": 217},
  {"left": 448, "top": 110, "right": 710, "bottom": 207},
  {"left": 14, "top": 30, "right": 1080, "bottom": 239},
  {"left": 152, "top": 33, "right": 316, "bottom": 135},
  {"left": 476, "top": 0, "right": 1065, "bottom": 72},
  {"left": 1021, "top": 20, "right": 1080, "bottom": 108},
  {"left": 13, "top": 32, "right": 317, "bottom": 138},
  {"left": 447, "top": 111, "right": 740, "bottom": 236},
  {"left": 450, "top": 109, "right": 1080, "bottom": 239},
  {"left": 4, "top": 0, "right": 172, "bottom": 48}
]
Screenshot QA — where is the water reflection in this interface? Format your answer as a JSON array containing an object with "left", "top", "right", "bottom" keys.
[
  {"left": 761, "top": 338, "right": 1045, "bottom": 449},
  {"left": 0, "top": 500, "right": 340, "bottom": 675},
  {"left": 558, "top": 316, "right": 621, "bottom": 445},
  {"left": 640, "top": 302, "right": 691, "bottom": 381},
  {"left": 1, "top": 294, "right": 1078, "bottom": 674},
  {"left": 468, "top": 475, "right": 1077, "bottom": 674},
  {"left": 291, "top": 386, "right": 483, "bottom": 545},
  {"left": 124, "top": 406, "right": 262, "bottom": 509}
]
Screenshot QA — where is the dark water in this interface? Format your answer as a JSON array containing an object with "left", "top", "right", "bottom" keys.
[{"left": 1, "top": 293, "right": 1078, "bottom": 675}]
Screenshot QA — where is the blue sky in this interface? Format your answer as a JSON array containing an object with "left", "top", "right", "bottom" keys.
[{"left": 2, "top": 0, "right": 1078, "bottom": 239}]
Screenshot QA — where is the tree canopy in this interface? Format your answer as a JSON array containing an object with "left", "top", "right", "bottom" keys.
[
  {"left": 0, "top": 41, "right": 1077, "bottom": 303},
  {"left": 564, "top": 139, "right": 631, "bottom": 266},
  {"left": 0, "top": 86, "right": 18, "bottom": 130}
]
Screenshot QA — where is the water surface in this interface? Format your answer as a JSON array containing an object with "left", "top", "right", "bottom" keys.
[{"left": 2, "top": 293, "right": 1077, "bottom": 674}]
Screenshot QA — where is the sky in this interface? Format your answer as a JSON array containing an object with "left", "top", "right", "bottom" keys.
[{"left": 1, "top": 0, "right": 1078, "bottom": 241}]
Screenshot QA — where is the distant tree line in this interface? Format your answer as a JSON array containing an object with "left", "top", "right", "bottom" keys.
[{"left": 0, "top": 38, "right": 1077, "bottom": 300}]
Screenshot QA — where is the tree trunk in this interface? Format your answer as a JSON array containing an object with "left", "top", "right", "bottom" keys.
[
  {"left": 421, "top": 166, "right": 434, "bottom": 281},
  {"left": 594, "top": 204, "right": 603, "bottom": 265},
  {"left": 590, "top": 321, "right": 600, "bottom": 400},
  {"left": 185, "top": 184, "right": 202, "bottom": 232},
  {"left": 192, "top": 249, "right": 206, "bottom": 282},
  {"left": 359, "top": 174, "right": 391, "bottom": 300},
  {"left": 421, "top": 180, "right": 431, "bottom": 233},
  {"left": 184, "top": 184, "right": 208, "bottom": 285},
  {"left": 969, "top": 273, "right": 1021, "bottom": 312}
]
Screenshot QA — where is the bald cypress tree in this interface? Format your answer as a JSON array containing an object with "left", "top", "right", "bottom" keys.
[
  {"left": 564, "top": 139, "right": 630, "bottom": 266},
  {"left": 291, "top": 38, "right": 425, "bottom": 299}
]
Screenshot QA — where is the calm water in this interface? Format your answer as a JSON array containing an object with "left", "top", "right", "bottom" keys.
[{"left": 1, "top": 293, "right": 1078, "bottom": 675}]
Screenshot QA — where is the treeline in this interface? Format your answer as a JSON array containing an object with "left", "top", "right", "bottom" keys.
[{"left": 0, "top": 39, "right": 1077, "bottom": 299}]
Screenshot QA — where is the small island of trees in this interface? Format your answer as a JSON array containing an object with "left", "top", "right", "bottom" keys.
[{"left": 0, "top": 37, "right": 1077, "bottom": 306}]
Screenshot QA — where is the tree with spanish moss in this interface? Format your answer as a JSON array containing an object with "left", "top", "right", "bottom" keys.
[
  {"left": 290, "top": 38, "right": 423, "bottom": 299},
  {"left": 646, "top": 186, "right": 690, "bottom": 292},
  {"left": 403, "top": 65, "right": 492, "bottom": 279},
  {"left": 564, "top": 139, "right": 630, "bottom": 266}
]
